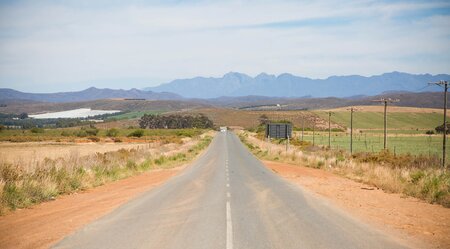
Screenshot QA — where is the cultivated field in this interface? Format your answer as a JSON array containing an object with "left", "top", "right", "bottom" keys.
[
  {"left": 297, "top": 131, "right": 446, "bottom": 157},
  {"left": 306, "top": 106, "right": 446, "bottom": 157},
  {"left": 176, "top": 108, "right": 324, "bottom": 129},
  {"left": 314, "top": 105, "right": 444, "bottom": 131},
  {"left": 0, "top": 127, "right": 204, "bottom": 143},
  {"left": 0, "top": 142, "right": 151, "bottom": 163}
]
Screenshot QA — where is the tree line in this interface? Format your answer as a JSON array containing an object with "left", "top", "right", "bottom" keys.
[{"left": 139, "top": 114, "right": 214, "bottom": 129}]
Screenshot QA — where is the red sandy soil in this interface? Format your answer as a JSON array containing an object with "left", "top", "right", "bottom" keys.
[
  {"left": 0, "top": 167, "right": 185, "bottom": 249},
  {"left": 263, "top": 160, "right": 450, "bottom": 249}
]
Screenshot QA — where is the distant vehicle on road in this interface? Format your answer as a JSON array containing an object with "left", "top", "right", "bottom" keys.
[{"left": 220, "top": 126, "right": 227, "bottom": 132}]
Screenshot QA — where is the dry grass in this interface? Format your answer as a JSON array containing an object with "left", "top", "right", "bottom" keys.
[
  {"left": 238, "top": 131, "right": 450, "bottom": 207},
  {"left": 176, "top": 108, "right": 327, "bottom": 129},
  {"left": 0, "top": 142, "right": 152, "bottom": 164},
  {"left": 0, "top": 133, "right": 213, "bottom": 215}
]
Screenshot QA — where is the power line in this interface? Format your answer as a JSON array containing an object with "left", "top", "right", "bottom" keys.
[
  {"left": 429, "top": 80, "right": 448, "bottom": 170},
  {"left": 372, "top": 98, "right": 400, "bottom": 150}
]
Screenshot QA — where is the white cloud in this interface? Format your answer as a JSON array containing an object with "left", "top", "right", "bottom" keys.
[{"left": 0, "top": 0, "right": 449, "bottom": 92}]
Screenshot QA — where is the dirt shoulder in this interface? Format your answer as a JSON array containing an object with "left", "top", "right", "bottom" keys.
[
  {"left": 0, "top": 166, "right": 185, "bottom": 249},
  {"left": 263, "top": 160, "right": 450, "bottom": 249}
]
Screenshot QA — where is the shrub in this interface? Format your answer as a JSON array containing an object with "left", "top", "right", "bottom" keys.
[
  {"left": 410, "top": 170, "right": 425, "bottom": 184},
  {"left": 106, "top": 128, "right": 119, "bottom": 137},
  {"left": 113, "top": 138, "right": 122, "bottom": 143},
  {"left": 128, "top": 129, "right": 144, "bottom": 138},
  {"left": 425, "top": 130, "right": 435, "bottom": 135},
  {"left": 30, "top": 127, "right": 44, "bottom": 133},
  {"left": 435, "top": 123, "right": 450, "bottom": 134},
  {"left": 75, "top": 130, "right": 88, "bottom": 137},
  {"left": 88, "top": 136, "right": 100, "bottom": 142},
  {"left": 154, "top": 156, "right": 166, "bottom": 165},
  {"left": 61, "top": 130, "right": 71, "bottom": 136},
  {"left": 83, "top": 127, "right": 99, "bottom": 136}
]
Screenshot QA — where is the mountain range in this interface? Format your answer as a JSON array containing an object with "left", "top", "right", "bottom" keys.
[
  {"left": 0, "top": 87, "right": 181, "bottom": 103},
  {"left": 1, "top": 72, "right": 448, "bottom": 104},
  {"left": 145, "top": 72, "right": 449, "bottom": 98}
]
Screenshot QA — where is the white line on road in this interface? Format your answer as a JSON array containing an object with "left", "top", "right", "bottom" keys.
[
  {"left": 226, "top": 201, "right": 233, "bottom": 249},
  {"left": 226, "top": 183, "right": 230, "bottom": 187}
]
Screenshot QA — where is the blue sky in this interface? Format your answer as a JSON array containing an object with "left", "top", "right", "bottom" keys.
[{"left": 0, "top": 0, "right": 449, "bottom": 92}]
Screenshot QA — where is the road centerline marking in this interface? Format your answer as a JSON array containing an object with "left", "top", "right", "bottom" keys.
[{"left": 226, "top": 201, "right": 233, "bottom": 249}]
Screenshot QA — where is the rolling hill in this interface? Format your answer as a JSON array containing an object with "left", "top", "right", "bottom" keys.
[
  {"left": 0, "top": 99, "right": 211, "bottom": 114},
  {"left": 0, "top": 87, "right": 182, "bottom": 103}
]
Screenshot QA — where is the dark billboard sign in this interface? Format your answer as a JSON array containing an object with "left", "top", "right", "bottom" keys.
[{"left": 265, "top": 123, "right": 292, "bottom": 139}]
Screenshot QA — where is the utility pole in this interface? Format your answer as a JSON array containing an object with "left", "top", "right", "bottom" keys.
[
  {"left": 328, "top": 111, "right": 333, "bottom": 148},
  {"left": 313, "top": 117, "right": 316, "bottom": 146},
  {"left": 301, "top": 116, "right": 304, "bottom": 142},
  {"left": 346, "top": 107, "right": 360, "bottom": 155},
  {"left": 372, "top": 98, "right": 399, "bottom": 150},
  {"left": 429, "top": 80, "right": 448, "bottom": 169},
  {"left": 286, "top": 135, "right": 289, "bottom": 153}
]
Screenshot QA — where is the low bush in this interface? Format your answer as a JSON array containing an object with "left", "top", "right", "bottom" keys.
[
  {"left": 75, "top": 130, "right": 88, "bottom": 137},
  {"left": 106, "top": 128, "right": 119, "bottom": 137},
  {"left": 127, "top": 129, "right": 144, "bottom": 138},
  {"left": 30, "top": 127, "right": 45, "bottom": 133},
  {"left": 88, "top": 136, "right": 100, "bottom": 142},
  {"left": 82, "top": 127, "right": 99, "bottom": 136},
  {"left": 60, "top": 130, "right": 72, "bottom": 137}
]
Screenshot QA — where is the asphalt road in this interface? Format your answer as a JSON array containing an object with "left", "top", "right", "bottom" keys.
[{"left": 54, "top": 131, "right": 408, "bottom": 249}]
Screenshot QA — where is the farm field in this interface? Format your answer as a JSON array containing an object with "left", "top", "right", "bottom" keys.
[
  {"left": 298, "top": 106, "right": 447, "bottom": 158},
  {"left": 296, "top": 131, "right": 446, "bottom": 158},
  {"left": 0, "top": 127, "right": 204, "bottom": 142},
  {"left": 106, "top": 110, "right": 166, "bottom": 120},
  {"left": 314, "top": 105, "right": 444, "bottom": 131},
  {"left": 0, "top": 142, "right": 150, "bottom": 163},
  {"left": 178, "top": 108, "right": 321, "bottom": 129}
]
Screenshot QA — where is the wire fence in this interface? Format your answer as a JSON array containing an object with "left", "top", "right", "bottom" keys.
[{"left": 295, "top": 131, "right": 447, "bottom": 159}]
